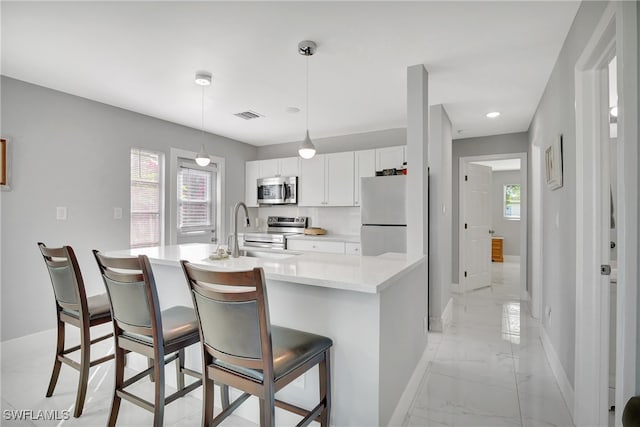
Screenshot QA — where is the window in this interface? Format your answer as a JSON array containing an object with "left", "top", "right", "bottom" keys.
[
  {"left": 504, "top": 184, "right": 521, "bottom": 219},
  {"left": 130, "top": 148, "right": 163, "bottom": 248},
  {"left": 177, "top": 162, "right": 216, "bottom": 234}
]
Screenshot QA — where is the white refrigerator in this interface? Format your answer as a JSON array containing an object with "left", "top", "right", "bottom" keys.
[{"left": 360, "top": 175, "right": 407, "bottom": 256}]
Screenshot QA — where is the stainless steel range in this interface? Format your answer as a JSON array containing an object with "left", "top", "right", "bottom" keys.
[{"left": 243, "top": 216, "right": 308, "bottom": 250}]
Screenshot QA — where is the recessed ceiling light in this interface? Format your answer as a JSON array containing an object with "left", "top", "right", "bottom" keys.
[
  {"left": 286, "top": 106, "right": 301, "bottom": 114},
  {"left": 486, "top": 111, "right": 501, "bottom": 118}
]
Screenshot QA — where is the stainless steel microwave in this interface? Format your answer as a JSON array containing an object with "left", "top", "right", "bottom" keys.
[{"left": 257, "top": 176, "right": 297, "bottom": 205}]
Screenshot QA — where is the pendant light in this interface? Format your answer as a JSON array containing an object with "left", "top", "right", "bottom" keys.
[
  {"left": 298, "top": 40, "right": 317, "bottom": 160},
  {"left": 195, "top": 71, "right": 212, "bottom": 167}
]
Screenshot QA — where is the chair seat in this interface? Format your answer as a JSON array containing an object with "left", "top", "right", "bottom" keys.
[
  {"left": 215, "top": 325, "right": 333, "bottom": 382},
  {"left": 123, "top": 306, "right": 199, "bottom": 346},
  {"left": 63, "top": 292, "right": 111, "bottom": 320}
]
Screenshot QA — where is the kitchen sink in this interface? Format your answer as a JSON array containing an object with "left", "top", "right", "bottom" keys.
[{"left": 240, "top": 250, "right": 300, "bottom": 260}]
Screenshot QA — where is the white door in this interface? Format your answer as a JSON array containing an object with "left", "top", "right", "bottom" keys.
[
  {"left": 355, "top": 150, "right": 376, "bottom": 206},
  {"left": 461, "top": 163, "right": 492, "bottom": 291},
  {"left": 279, "top": 157, "right": 300, "bottom": 177}
]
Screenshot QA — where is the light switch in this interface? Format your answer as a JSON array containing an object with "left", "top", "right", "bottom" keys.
[
  {"left": 56, "top": 206, "right": 67, "bottom": 221},
  {"left": 114, "top": 207, "right": 123, "bottom": 220}
]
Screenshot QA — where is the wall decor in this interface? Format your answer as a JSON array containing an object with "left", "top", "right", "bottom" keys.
[
  {"left": 0, "top": 139, "right": 6, "bottom": 186},
  {"left": 545, "top": 134, "right": 563, "bottom": 190}
]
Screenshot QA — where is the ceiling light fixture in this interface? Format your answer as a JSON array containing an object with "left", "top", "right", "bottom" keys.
[
  {"left": 298, "top": 40, "right": 317, "bottom": 160},
  {"left": 194, "top": 71, "right": 212, "bottom": 167},
  {"left": 486, "top": 111, "right": 501, "bottom": 119}
]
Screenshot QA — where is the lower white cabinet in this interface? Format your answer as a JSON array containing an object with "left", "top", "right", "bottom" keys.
[
  {"left": 345, "top": 242, "right": 361, "bottom": 255},
  {"left": 287, "top": 239, "right": 346, "bottom": 254}
]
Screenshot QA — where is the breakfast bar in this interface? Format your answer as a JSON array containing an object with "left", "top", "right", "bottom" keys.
[{"left": 106, "top": 243, "right": 428, "bottom": 426}]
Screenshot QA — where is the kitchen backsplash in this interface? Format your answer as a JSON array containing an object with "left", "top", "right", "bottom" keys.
[{"left": 245, "top": 206, "right": 361, "bottom": 235}]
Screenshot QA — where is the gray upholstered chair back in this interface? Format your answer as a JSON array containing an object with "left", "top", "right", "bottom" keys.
[
  {"left": 181, "top": 263, "right": 272, "bottom": 367},
  {"left": 93, "top": 251, "right": 157, "bottom": 333},
  {"left": 38, "top": 243, "right": 82, "bottom": 309},
  {"left": 192, "top": 289, "right": 262, "bottom": 359}
]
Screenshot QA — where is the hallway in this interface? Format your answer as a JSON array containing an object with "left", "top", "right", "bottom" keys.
[{"left": 404, "top": 261, "right": 574, "bottom": 426}]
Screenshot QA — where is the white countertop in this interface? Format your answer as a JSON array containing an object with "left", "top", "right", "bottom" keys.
[
  {"left": 285, "top": 233, "right": 360, "bottom": 243},
  {"left": 105, "top": 243, "right": 424, "bottom": 294}
]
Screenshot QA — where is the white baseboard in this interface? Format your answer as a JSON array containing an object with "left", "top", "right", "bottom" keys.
[
  {"left": 540, "top": 326, "right": 575, "bottom": 422},
  {"left": 387, "top": 344, "right": 431, "bottom": 427},
  {"left": 441, "top": 297, "right": 453, "bottom": 332},
  {"left": 504, "top": 255, "right": 521, "bottom": 262},
  {"left": 450, "top": 282, "right": 461, "bottom": 294}
]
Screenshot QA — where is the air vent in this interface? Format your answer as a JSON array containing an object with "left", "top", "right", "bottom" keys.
[{"left": 234, "top": 110, "right": 263, "bottom": 120}]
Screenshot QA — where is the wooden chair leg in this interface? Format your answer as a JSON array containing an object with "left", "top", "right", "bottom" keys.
[
  {"left": 73, "top": 324, "right": 91, "bottom": 417},
  {"left": 175, "top": 349, "right": 185, "bottom": 390},
  {"left": 108, "top": 347, "right": 125, "bottom": 427},
  {"left": 319, "top": 349, "right": 331, "bottom": 427},
  {"left": 203, "top": 375, "right": 214, "bottom": 427},
  {"left": 152, "top": 351, "right": 165, "bottom": 427},
  {"left": 46, "top": 319, "right": 65, "bottom": 397},
  {"left": 220, "top": 384, "right": 230, "bottom": 409}
]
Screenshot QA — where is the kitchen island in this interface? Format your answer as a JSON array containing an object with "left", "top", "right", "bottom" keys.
[{"left": 106, "top": 243, "right": 428, "bottom": 426}]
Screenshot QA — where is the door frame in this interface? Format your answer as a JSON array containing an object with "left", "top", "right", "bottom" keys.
[
  {"left": 458, "top": 152, "right": 528, "bottom": 297},
  {"left": 530, "top": 144, "right": 544, "bottom": 320},
  {"left": 573, "top": 2, "right": 637, "bottom": 425}
]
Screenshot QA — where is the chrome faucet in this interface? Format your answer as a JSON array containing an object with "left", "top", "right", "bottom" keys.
[{"left": 232, "top": 202, "right": 250, "bottom": 258}]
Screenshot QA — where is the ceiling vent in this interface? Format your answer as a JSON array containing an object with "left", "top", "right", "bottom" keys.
[{"left": 234, "top": 110, "right": 263, "bottom": 120}]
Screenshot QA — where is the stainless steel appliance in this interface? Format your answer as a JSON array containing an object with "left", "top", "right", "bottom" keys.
[
  {"left": 243, "top": 216, "right": 308, "bottom": 250},
  {"left": 360, "top": 175, "right": 407, "bottom": 256},
  {"left": 257, "top": 176, "right": 297, "bottom": 205}
]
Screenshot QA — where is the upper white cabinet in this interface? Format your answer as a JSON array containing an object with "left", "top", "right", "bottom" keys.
[
  {"left": 245, "top": 160, "right": 261, "bottom": 207},
  {"left": 375, "top": 146, "right": 406, "bottom": 171},
  {"left": 260, "top": 157, "right": 300, "bottom": 178},
  {"left": 354, "top": 149, "right": 376, "bottom": 206},
  {"left": 299, "top": 152, "right": 354, "bottom": 207},
  {"left": 299, "top": 155, "right": 326, "bottom": 206}
]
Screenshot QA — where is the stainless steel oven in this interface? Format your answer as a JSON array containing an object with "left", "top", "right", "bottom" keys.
[
  {"left": 243, "top": 216, "right": 307, "bottom": 249},
  {"left": 257, "top": 176, "right": 297, "bottom": 205}
]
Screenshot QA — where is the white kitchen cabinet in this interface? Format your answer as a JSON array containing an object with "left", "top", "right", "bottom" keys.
[
  {"left": 375, "top": 146, "right": 406, "bottom": 171},
  {"left": 279, "top": 157, "right": 300, "bottom": 177},
  {"left": 354, "top": 149, "right": 376, "bottom": 206},
  {"left": 326, "top": 152, "right": 355, "bottom": 206},
  {"left": 245, "top": 160, "right": 261, "bottom": 207},
  {"left": 299, "top": 155, "right": 326, "bottom": 206},
  {"left": 287, "top": 239, "right": 346, "bottom": 254},
  {"left": 345, "top": 242, "right": 361, "bottom": 255},
  {"left": 260, "top": 157, "right": 300, "bottom": 178},
  {"left": 299, "top": 152, "right": 354, "bottom": 207}
]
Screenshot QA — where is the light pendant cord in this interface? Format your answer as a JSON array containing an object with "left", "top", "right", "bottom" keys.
[
  {"left": 306, "top": 54, "right": 309, "bottom": 131},
  {"left": 201, "top": 84, "right": 205, "bottom": 137}
]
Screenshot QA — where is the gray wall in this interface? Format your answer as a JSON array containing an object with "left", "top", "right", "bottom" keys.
[
  {"left": 527, "top": 1, "right": 609, "bottom": 387},
  {"left": 428, "top": 105, "right": 452, "bottom": 330},
  {"left": 491, "top": 170, "right": 521, "bottom": 256},
  {"left": 256, "top": 128, "right": 406, "bottom": 159},
  {"left": 0, "top": 77, "right": 257, "bottom": 341},
  {"left": 452, "top": 132, "right": 528, "bottom": 283}
]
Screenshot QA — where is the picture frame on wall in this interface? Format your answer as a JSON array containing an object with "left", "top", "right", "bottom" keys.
[
  {"left": 545, "top": 134, "right": 563, "bottom": 190},
  {"left": 0, "top": 139, "right": 6, "bottom": 186}
]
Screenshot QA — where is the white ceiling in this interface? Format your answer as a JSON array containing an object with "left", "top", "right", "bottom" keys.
[
  {"left": 1, "top": 1, "right": 580, "bottom": 147},
  {"left": 471, "top": 158, "right": 521, "bottom": 171}
]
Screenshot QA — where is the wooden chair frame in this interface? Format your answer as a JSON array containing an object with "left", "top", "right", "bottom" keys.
[
  {"left": 181, "top": 263, "right": 331, "bottom": 427},
  {"left": 94, "top": 251, "right": 202, "bottom": 427},
  {"left": 38, "top": 242, "right": 114, "bottom": 418}
]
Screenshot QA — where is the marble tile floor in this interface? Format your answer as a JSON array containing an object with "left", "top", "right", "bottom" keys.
[{"left": 403, "top": 261, "right": 575, "bottom": 427}]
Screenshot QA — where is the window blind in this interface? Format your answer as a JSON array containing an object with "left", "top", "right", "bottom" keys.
[
  {"left": 130, "top": 149, "right": 162, "bottom": 248},
  {"left": 178, "top": 165, "right": 216, "bottom": 233}
]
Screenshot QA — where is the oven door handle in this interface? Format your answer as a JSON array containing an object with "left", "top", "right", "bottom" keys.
[{"left": 243, "top": 241, "right": 279, "bottom": 249}]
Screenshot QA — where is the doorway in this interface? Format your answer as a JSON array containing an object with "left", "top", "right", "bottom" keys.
[
  {"left": 458, "top": 152, "right": 527, "bottom": 298},
  {"left": 573, "top": 3, "right": 637, "bottom": 426}
]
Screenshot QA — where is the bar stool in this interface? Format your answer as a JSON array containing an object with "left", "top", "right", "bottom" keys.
[
  {"left": 37, "top": 242, "right": 114, "bottom": 418},
  {"left": 181, "top": 262, "right": 333, "bottom": 427},
  {"left": 93, "top": 251, "right": 202, "bottom": 427}
]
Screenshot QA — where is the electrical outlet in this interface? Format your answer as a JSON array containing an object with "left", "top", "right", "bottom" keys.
[
  {"left": 56, "top": 207, "right": 67, "bottom": 221},
  {"left": 545, "top": 306, "right": 552, "bottom": 323},
  {"left": 114, "top": 207, "right": 123, "bottom": 220}
]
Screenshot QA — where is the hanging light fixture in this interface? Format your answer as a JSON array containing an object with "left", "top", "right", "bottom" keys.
[
  {"left": 298, "top": 40, "right": 317, "bottom": 160},
  {"left": 194, "top": 71, "right": 212, "bottom": 167}
]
